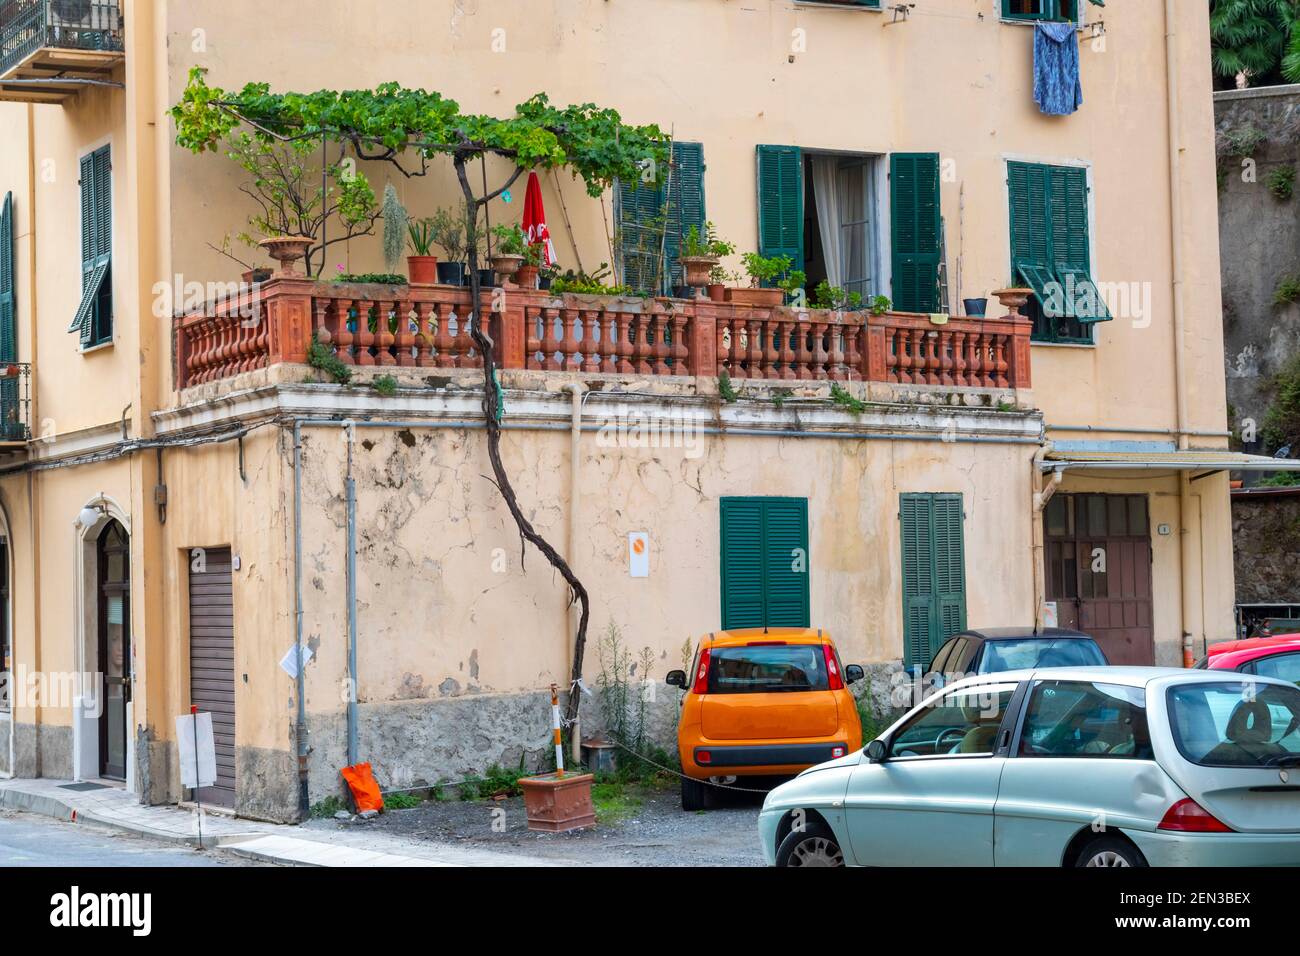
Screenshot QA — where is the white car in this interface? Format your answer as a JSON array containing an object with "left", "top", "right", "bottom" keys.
[{"left": 759, "top": 667, "right": 1300, "bottom": 866}]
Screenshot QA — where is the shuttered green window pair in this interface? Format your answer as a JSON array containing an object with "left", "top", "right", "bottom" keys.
[
  {"left": 719, "top": 497, "right": 810, "bottom": 630},
  {"left": 900, "top": 494, "right": 967, "bottom": 668},
  {"left": 1008, "top": 160, "right": 1110, "bottom": 343},
  {"left": 755, "top": 147, "right": 942, "bottom": 313},
  {"left": 1001, "top": 0, "right": 1079, "bottom": 20},
  {"left": 617, "top": 141, "right": 705, "bottom": 294},
  {"left": 0, "top": 192, "right": 17, "bottom": 440},
  {"left": 69, "top": 145, "right": 112, "bottom": 348}
]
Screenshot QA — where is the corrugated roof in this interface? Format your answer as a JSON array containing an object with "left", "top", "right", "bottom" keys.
[{"left": 1043, "top": 449, "right": 1300, "bottom": 472}]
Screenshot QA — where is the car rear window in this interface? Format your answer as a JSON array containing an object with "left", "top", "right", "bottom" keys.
[
  {"left": 979, "top": 638, "right": 1106, "bottom": 673},
  {"left": 1168, "top": 681, "right": 1300, "bottom": 769},
  {"left": 708, "top": 645, "right": 828, "bottom": 694}
]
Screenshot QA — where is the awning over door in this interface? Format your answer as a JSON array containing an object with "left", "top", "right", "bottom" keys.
[{"left": 1042, "top": 449, "right": 1300, "bottom": 478}]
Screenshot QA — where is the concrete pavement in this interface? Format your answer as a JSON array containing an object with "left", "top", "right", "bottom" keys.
[{"left": 0, "top": 777, "right": 557, "bottom": 867}]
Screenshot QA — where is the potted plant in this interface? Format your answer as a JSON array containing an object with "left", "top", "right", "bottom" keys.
[
  {"left": 538, "top": 263, "right": 559, "bottom": 291},
  {"left": 221, "top": 132, "right": 378, "bottom": 277},
  {"left": 516, "top": 242, "right": 543, "bottom": 289},
  {"left": 490, "top": 223, "right": 527, "bottom": 282},
  {"left": 727, "top": 252, "right": 796, "bottom": 307},
  {"left": 707, "top": 265, "right": 732, "bottom": 303},
  {"left": 679, "top": 222, "right": 733, "bottom": 291},
  {"left": 406, "top": 217, "right": 440, "bottom": 285},
  {"left": 425, "top": 208, "right": 470, "bottom": 285}
]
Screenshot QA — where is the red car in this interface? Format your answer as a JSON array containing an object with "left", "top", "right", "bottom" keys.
[{"left": 1195, "top": 634, "right": 1300, "bottom": 684}]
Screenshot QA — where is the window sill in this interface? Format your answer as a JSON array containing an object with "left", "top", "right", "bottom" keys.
[
  {"left": 79, "top": 339, "right": 115, "bottom": 355},
  {"left": 1031, "top": 338, "right": 1095, "bottom": 349}
]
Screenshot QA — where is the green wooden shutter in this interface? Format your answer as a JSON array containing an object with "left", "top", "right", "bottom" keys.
[
  {"left": 71, "top": 146, "right": 112, "bottom": 345},
  {"left": 618, "top": 142, "right": 705, "bottom": 293},
  {"left": 720, "top": 497, "right": 810, "bottom": 629},
  {"left": 762, "top": 498, "right": 810, "bottom": 628},
  {"left": 1008, "top": 161, "right": 1050, "bottom": 273},
  {"left": 900, "top": 495, "right": 936, "bottom": 668},
  {"left": 932, "top": 494, "right": 968, "bottom": 643},
  {"left": 756, "top": 145, "right": 803, "bottom": 274},
  {"left": 890, "top": 153, "right": 942, "bottom": 313},
  {"left": 900, "top": 493, "right": 966, "bottom": 667},
  {"left": 720, "top": 497, "right": 767, "bottom": 629},
  {"left": 665, "top": 142, "right": 706, "bottom": 288}
]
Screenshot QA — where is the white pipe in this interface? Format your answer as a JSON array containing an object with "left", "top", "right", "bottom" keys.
[{"left": 562, "top": 383, "right": 588, "bottom": 762}]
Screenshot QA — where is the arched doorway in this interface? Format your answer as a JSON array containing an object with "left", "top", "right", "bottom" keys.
[{"left": 96, "top": 520, "right": 130, "bottom": 780}]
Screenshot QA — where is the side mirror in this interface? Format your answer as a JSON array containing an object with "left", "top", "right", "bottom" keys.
[
  {"left": 844, "top": 664, "right": 865, "bottom": 685},
  {"left": 865, "top": 739, "right": 888, "bottom": 763},
  {"left": 665, "top": 669, "right": 687, "bottom": 689}
]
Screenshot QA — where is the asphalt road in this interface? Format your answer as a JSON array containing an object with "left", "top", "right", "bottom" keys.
[{"left": 0, "top": 810, "right": 245, "bottom": 866}]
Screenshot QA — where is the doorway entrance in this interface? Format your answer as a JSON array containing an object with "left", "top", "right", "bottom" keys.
[
  {"left": 802, "top": 152, "right": 882, "bottom": 304},
  {"left": 1044, "top": 493, "right": 1154, "bottom": 665},
  {"left": 96, "top": 520, "right": 130, "bottom": 780}
]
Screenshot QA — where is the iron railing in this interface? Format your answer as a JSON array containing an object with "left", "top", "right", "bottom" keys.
[
  {"left": 0, "top": 362, "right": 30, "bottom": 443},
  {"left": 0, "top": 0, "right": 122, "bottom": 77}
]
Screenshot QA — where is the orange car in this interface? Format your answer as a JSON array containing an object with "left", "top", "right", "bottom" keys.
[{"left": 666, "top": 628, "right": 865, "bottom": 810}]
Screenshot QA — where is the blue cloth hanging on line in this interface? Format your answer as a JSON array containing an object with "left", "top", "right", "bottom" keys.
[{"left": 1033, "top": 21, "right": 1083, "bottom": 116}]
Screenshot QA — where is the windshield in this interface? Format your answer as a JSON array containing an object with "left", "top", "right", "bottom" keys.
[
  {"left": 1168, "top": 681, "right": 1300, "bottom": 768},
  {"left": 708, "top": 645, "right": 828, "bottom": 694},
  {"left": 979, "top": 638, "right": 1106, "bottom": 673}
]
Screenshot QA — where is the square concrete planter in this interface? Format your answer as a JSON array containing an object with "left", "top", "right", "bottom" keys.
[{"left": 519, "top": 771, "right": 596, "bottom": 832}]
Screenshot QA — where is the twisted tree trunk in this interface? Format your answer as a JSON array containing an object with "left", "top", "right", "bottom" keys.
[{"left": 455, "top": 156, "right": 592, "bottom": 737}]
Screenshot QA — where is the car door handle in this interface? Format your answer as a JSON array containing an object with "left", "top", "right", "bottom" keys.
[{"left": 998, "top": 729, "right": 1011, "bottom": 752}]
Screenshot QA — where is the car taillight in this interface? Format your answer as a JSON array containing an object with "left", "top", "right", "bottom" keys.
[
  {"left": 692, "top": 647, "right": 712, "bottom": 694},
  {"left": 831, "top": 746, "right": 845, "bottom": 758},
  {"left": 824, "top": 644, "right": 843, "bottom": 690},
  {"left": 1158, "top": 798, "right": 1233, "bottom": 833},
  {"left": 697, "top": 750, "right": 712, "bottom": 765}
]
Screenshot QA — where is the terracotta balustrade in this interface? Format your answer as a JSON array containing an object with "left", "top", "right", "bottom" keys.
[{"left": 173, "top": 277, "right": 1032, "bottom": 392}]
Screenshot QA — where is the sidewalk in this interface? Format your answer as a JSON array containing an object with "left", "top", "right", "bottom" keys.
[{"left": 0, "top": 777, "right": 556, "bottom": 867}]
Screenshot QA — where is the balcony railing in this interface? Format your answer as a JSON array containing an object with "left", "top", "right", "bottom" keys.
[
  {"left": 0, "top": 361, "right": 31, "bottom": 444},
  {"left": 172, "top": 278, "right": 1033, "bottom": 394},
  {"left": 0, "top": 0, "right": 122, "bottom": 93}
]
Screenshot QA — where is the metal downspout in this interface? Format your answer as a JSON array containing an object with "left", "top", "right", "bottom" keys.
[
  {"left": 563, "top": 384, "right": 588, "bottom": 763},
  {"left": 1165, "top": 0, "right": 1200, "bottom": 664},
  {"left": 344, "top": 420, "right": 359, "bottom": 765},
  {"left": 292, "top": 420, "right": 308, "bottom": 818}
]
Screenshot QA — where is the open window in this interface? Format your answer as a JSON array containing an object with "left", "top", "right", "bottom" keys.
[
  {"left": 756, "top": 146, "right": 884, "bottom": 305},
  {"left": 69, "top": 145, "right": 112, "bottom": 348},
  {"left": 1002, "top": 0, "right": 1080, "bottom": 22}
]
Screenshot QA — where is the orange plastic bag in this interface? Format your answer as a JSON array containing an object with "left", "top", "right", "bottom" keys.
[{"left": 340, "top": 762, "right": 384, "bottom": 813}]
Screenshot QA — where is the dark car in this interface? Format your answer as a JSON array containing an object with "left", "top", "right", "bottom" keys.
[{"left": 928, "top": 627, "right": 1108, "bottom": 684}]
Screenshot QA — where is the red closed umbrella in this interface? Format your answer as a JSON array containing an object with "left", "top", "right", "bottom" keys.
[{"left": 522, "top": 171, "right": 557, "bottom": 268}]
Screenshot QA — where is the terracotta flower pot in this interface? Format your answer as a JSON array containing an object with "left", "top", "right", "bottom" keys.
[
  {"left": 407, "top": 255, "right": 439, "bottom": 285},
  {"left": 707, "top": 283, "right": 726, "bottom": 303},
  {"left": 515, "top": 264, "right": 539, "bottom": 289},
  {"left": 992, "top": 287, "right": 1034, "bottom": 319},
  {"left": 518, "top": 771, "right": 595, "bottom": 833},
  {"left": 680, "top": 255, "right": 718, "bottom": 289},
  {"left": 491, "top": 253, "right": 524, "bottom": 281},
  {"left": 257, "top": 235, "right": 313, "bottom": 275},
  {"left": 726, "top": 286, "right": 785, "bottom": 308}
]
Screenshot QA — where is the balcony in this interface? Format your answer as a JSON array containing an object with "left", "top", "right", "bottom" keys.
[
  {"left": 0, "top": 361, "right": 31, "bottom": 450},
  {"left": 172, "top": 278, "right": 1032, "bottom": 404},
  {"left": 0, "top": 0, "right": 123, "bottom": 104}
]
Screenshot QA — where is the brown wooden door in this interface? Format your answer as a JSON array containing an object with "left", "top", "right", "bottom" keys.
[
  {"left": 188, "top": 547, "right": 236, "bottom": 808},
  {"left": 1044, "top": 494, "right": 1155, "bottom": 665}
]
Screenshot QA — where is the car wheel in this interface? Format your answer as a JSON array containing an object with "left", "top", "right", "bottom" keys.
[
  {"left": 775, "top": 819, "right": 846, "bottom": 868},
  {"left": 1074, "top": 837, "right": 1148, "bottom": 868},
  {"left": 680, "top": 775, "right": 710, "bottom": 811}
]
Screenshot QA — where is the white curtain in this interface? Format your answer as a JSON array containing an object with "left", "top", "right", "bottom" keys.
[{"left": 811, "top": 156, "right": 842, "bottom": 290}]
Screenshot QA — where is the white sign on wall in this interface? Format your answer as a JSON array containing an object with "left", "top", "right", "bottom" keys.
[{"left": 628, "top": 532, "right": 650, "bottom": 578}]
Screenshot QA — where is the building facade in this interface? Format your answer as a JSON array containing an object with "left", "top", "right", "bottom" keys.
[{"left": 0, "top": 0, "right": 1240, "bottom": 820}]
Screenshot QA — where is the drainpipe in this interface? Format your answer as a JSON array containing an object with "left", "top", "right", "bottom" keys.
[
  {"left": 1165, "top": 0, "right": 1200, "bottom": 664},
  {"left": 1031, "top": 445, "right": 1062, "bottom": 633},
  {"left": 344, "top": 420, "right": 359, "bottom": 765},
  {"left": 563, "top": 384, "right": 587, "bottom": 764},
  {"left": 292, "top": 421, "right": 308, "bottom": 818}
]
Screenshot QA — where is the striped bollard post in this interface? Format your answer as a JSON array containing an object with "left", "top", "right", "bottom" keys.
[{"left": 551, "top": 683, "right": 564, "bottom": 777}]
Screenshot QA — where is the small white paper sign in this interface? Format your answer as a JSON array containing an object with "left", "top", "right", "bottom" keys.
[
  {"left": 279, "top": 643, "right": 314, "bottom": 679},
  {"left": 176, "top": 711, "right": 217, "bottom": 789},
  {"left": 628, "top": 532, "right": 649, "bottom": 578},
  {"left": 1042, "top": 602, "right": 1059, "bottom": 628}
]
